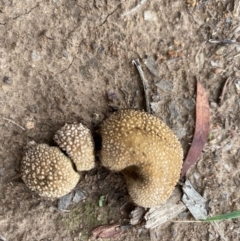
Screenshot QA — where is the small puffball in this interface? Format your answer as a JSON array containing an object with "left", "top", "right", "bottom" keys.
[
  {"left": 21, "top": 142, "right": 80, "bottom": 198},
  {"left": 54, "top": 123, "right": 95, "bottom": 171},
  {"left": 100, "top": 109, "right": 183, "bottom": 208}
]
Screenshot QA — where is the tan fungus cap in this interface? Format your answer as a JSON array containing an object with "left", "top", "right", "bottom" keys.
[{"left": 100, "top": 109, "right": 183, "bottom": 208}]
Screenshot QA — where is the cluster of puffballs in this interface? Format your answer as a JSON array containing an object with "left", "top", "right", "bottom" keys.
[{"left": 21, "top": 110, "right": 183, "bottom": 208}]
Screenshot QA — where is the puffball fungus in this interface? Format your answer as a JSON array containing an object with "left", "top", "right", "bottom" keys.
[
  {"left": 100, "top": 109, "right": 183, "bottom": 208},
  {"left": 54, "top": 123, "right": 95, "bottom": 171},
  {"left": 21, "top": 142, "right": 80, "bottom": 198}
]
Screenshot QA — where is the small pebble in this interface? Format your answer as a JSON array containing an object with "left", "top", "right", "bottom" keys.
[
  {"left": 3, "top": 76, "right": 12, "bottom": 84},
  {"left": 98, "top": 46, "right": 104, "bottom": 53},
  {"left": 31, "top": 51, "right": 39, "bottom": 61},
  {"left": 107, "top": 90, "right": 118, "bottom": 101},
  {"left": 150, "top": 102, "right": 158, "bottom": 112}
]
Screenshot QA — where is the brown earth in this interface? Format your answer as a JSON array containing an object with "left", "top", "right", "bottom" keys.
[{"left": 1, "top": 0, "right": 240, "bottom": 240}]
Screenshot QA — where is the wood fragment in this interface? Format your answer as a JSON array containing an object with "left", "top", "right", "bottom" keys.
[
  {"left": 208, "top": 39, "right": 238, "bottom": 44},
  {"left": 132, "top": 59, "right": 151, "bottom": 113},
  {"left": 181, "top": 81, "right": 210, "bottom": 177},
  {"left": 121, "top": 0, "right": 148, "bottom": 18},
  {"left": 2, "top": 117, "right": 25, "bottom": 131},
  {"left": 130, "top": 206, "right": 146, "bottom": 225},
  {"left": 144, "top": 187, "right": 187, "bottom": 229}
]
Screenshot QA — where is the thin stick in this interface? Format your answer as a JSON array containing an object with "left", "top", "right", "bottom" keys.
[
  {"left": 132, "top": 59, "right": 151, "bottom": 113},
  {"left": 173, "top": 220, "right": 203, "bottom": 223},
  {"left": 208, "top": 39, "right": 238, "bottom": 44},
  {"left": 219, "top": 77, "right": 234, "bottom": 106},
  {"left": 3, "top": 117, "right": 25, "bottom": 131},
  {"left": 121, "top": 0, "right": 148, "bottom": 18}
]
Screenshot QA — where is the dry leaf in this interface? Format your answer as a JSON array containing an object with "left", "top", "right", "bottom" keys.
[
  {"left": 181, "top": 81, "right": 210, "bottom": 177},
  {"left": 182, "top": 179, "right": 208, "bottom": 220},
  {"left": 167, "top": 50, "right": 183, "bottom": 59},
  {"left": 187, "top": 0, "right": 197, "bottom": 7},
  {"left": 92, "top": 224, "right": 123, "bottom": 239}
]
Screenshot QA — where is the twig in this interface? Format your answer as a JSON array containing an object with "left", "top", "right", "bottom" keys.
[
  {"left": 132, "top": 59, "right": 151, "bottom": 113},
  {"left": 3, "top": 117, "right": 25, "bottom": 131},
  {"left": 8, "top": 174, "right": 22, "bottom": 181},
  {"left": 219, "top": 77, "right": 235, "bottom": 106},
  {"left": 121, "top": 0, "right": 148, "bottom": 18},
  {"left": 173, "top": 220, "right": 203, "bottom": 223},
  {"left": 208, "top": 39, "right": 239, "bottom": 45}
]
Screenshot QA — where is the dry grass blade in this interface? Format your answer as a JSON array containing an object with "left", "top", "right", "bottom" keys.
[
  {"left": 2, "top": 117, "right": 25, "bottom": 131},
  {"left": 204, "top": 210, "right": 240, "bottom": 222},
  {"left": 181, "top": 81, "right": 210, "bottom": 177}
]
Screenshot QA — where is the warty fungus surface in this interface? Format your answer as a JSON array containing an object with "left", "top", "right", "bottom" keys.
[
  {"left": 100, "top": 109, "right": 183, "bottom": 208},
  {"left": 54, "top": 123, "right": 95, "bottom": 171},
  {"left": 21, "top": 142, "right": 80, "bottom": 198}
]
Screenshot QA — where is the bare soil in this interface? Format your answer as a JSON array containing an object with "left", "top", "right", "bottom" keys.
[{"left": 1, "top": 0, "right": 240, "bottom": 240}]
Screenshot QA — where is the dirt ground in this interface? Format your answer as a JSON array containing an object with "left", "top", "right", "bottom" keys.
[{"left": 1, "top": 0, "right": 240, "bottom": 240}]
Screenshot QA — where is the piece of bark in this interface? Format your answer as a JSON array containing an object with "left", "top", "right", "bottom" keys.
[
  {"left": 181, "top": 81, "right": 210, "bottom": 177},
  {"left": 144, "top": 187, "right": 187, "bottom": 229},
  {"left": 130, "top": 206, "right": 146, "bottom": 225},
  {"left": 182, "top": 179, "right": 207, "bottom": 220}
]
